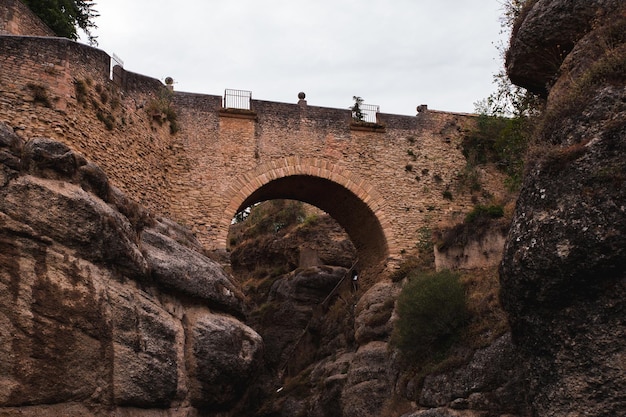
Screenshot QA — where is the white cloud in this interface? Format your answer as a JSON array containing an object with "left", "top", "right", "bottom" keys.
[{"left": 89, "top": 0, "right": 507, "bottom": 114}]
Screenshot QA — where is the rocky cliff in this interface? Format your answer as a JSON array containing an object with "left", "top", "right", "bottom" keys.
[
  {"left": 0, "top": 119, "right": 524, "bottom": 417},
  {"left": 0, "top": 123, "right": 263, "bottom": 416},
  {"left": 2, "top": 1, "right": 625, "bottom": 416},
  {"left": 502, "top": 0, "right": 626, "bottom": 415}
]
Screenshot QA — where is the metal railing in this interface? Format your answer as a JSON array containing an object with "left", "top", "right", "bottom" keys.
[
  {"left": 110, "top": 53, "right": 124, "bottom": 79},
  {"left": 223, "top": 89, "right": 252, "bottom": 110},
  {"left": 353, "top": 103, "right": 379, "bottom": 123}
]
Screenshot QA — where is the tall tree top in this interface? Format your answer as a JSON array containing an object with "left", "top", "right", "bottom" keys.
[{"left": 20, "top": 0, "right": 98, "bottom": 45}]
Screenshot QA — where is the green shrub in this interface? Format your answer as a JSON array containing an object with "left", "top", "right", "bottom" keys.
[
  {"left": 390, "top": 256, "right": 420, "bottom": 282},
  {"left": 96, "top": 110, "right": 115, "bottom": 130},
  {"left": 464, "top": 204, "right": 504, "bottom": 224},
  {"left": 461, "top": 114, "right": 530, "bottom": 191},
  {"left": 146, "top": 88, "right": 179, "bottom": 134},
  {"left": 302, "top": 213, "right": 319, "bottom": 227},
  {"left": 392, "top": 270, "right": 468, "bottom": 361}
]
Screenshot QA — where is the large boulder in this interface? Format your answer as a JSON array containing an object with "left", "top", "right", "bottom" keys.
[
  {"left": 505, "top": 0, "right": 622, "bottom": 95},
  {"left": 341, "top": 341, "right": 395, "bottom": 417},
  {"left": 252, "top": 266, "right": 347, "bottom": 370},
  {"left": 418, "top": 333, "right": 528, "bottom": 416},
  {"left": 185, "top": 308, "right": 264, "bottom": 408},
  {"left": 501, "top": 1, "right": 626, "bottom": 415},
  {"left": 0, "top": 175, "right": 148, "bottom": 277},
  {"left": 0, "top": 129, "right": 263, "bottom": 415},
  {"left": 353, "top": 280, "right": 399, "bottom": 345},
  {"left": 109, "top": 283, "right": 183, "bottom": 407},
  {"left": 141, "top": 224, "right": 245, "bottom": 315}
]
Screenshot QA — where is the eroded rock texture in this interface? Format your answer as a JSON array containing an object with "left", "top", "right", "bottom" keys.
[
  {"left": 0, "top": 126, "right": 262, "bottom": 416},
  {"left": 502, "top": 1, "right": 626, "bottom": 415}
]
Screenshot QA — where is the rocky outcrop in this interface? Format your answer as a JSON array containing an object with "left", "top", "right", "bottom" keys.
[
  {"left": 341, "top": 341, "right": 396, "bottom": 417},
  {"left": 353, "top": 281, "right": 399, "bottom": 345},
  {"left": 434, "top": 228, "right": 507, "bottom": 271},
  {"left": 0, "top": 124, "right": 262, "bottom": 416},
  {"left": 502, "top": 1, "right": 626, "bottom": 416},
  {"left": 417, "top": 333, "right": 528, "bottom": 416},
  {"left": 505, "top": 0, "right": 623, "bottom": 96},
  {"left": 254, "top": 265, "right": 349, "bottom": 371},
  {"left": 230, "top": 214, "right": 357, "bottom": 275}
]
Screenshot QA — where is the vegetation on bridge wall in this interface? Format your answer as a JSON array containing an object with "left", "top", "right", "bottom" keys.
[{"left": 0, "top": 33, "right": 184, "bottom": 219}]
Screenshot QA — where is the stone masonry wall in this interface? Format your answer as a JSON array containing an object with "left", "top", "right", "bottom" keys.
[
  {"left": 168, "top": 94, "right": 508, "bottom": 264},
  {"left": 0, "top": 35, "right": 184, "bottom": 216},
  {"left": 0, "top": 0, "right": 55, "bottom": 37}
]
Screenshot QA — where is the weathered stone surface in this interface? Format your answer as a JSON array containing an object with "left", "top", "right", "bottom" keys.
[
  {"left": 141, "top": 226, "right": 245, "bottom": 315},
  {"left": 0, "top": 124, "right": 22, "bottom": 187},
  {"left": 78, "top": 162, "right": 110, "bottom": 201},
  {"left": 0, "top": 132, "right": 263, "bottom": 415},
  {"left": 501, "top": 1, "right": 626, "bottom": 416},
  {"left": 419, "top": 333, "right": 528, "bottom": 415},
  {"left": 0, "top": 175, "right": 148, "bottom": 277},
  {"left": 341, "top": 341, "right": 395, "bottom": 417},
  {"left": 354, "top": 280, "right": 399, "bottom": 344},
  {"left": 307, "top": 351, "right": 354, "bottom": 417},
  {"left": 185, "top": 308, "right": 264, "bottom": 408},
  {"left": 505, "top": 0, "right": 622, "bottom": 95},
  {"left": 434, "top": 228, "right": 506, "bottom": 271},
  {"left": 231, "top": 218, "right": 357, "bottom": 276},
  {"left": 0, "top": 123, "right": 23, "bottom": 152},
  {"left": 270, "top": 265, "right": 346, "bottom": 304},
  {"left": 0, "top": 404, "right": 202, "bottom": 417},
  {"left": 0, "top": 226, "right": 111, "bottom": 406},
  {"left": 21, "top": 137, "right": 81, "bottom": 179},
  {"left": 257, "top": 265, "right": 348, "bottom": 369},
  {"left": 109, "top": 284, "right": 182, "bottom": 407},
  {"left": 401, "top": 408, "right": 483, "bottom": 417}
]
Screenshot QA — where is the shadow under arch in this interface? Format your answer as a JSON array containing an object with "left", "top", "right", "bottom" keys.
[{"left": 221, "top": 158, "right": 395, "bottom": 268}]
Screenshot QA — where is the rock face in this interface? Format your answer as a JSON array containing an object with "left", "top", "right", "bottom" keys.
[
  {"left": 502, "top": 1, "right": 626, "bottom": 416},
  {"left": 418, "top": 333, "right": 528, "bottom": 416},
  {"left": 0, "top": 125, "right": 263, "bottom": 416},
  {"left": 505, "top": 0, "right": 623, "bottom": 96}
]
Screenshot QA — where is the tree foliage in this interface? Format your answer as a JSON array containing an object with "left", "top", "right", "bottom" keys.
[
  {"left": 466, "top": 0, "right": 543, "bottom": 191},
  {"left": 474, "top": 0, "right": 542, "bottom": 118},
  {"left": 461, "top": 113, "right": 530, "bottom": 190},
  {"left": 21, "top": 0, "right": 98, "bottom": 45},
  {"left": 351, "top": 96, "right": 364, "bottom": 121},
  {"left": 392, "top": 270, "right": 468, "bottom": 362}
]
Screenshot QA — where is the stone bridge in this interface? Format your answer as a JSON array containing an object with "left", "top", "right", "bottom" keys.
[
  {"left": 168, "top": 92, "right": 477, "bottom": 267},
  {"left": 0, "top": 4, "right": 487, "bottom": 271}
]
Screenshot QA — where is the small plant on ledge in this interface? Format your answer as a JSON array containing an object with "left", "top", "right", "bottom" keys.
[
  {"left": 349, "top": 96, "right": 386, "bottom": 131},
  {"left": 351, "top": 96, "right": 365, "bottom": 122},
  {"left": 146, "top": 88, "right": 179, "bottom": 134}
]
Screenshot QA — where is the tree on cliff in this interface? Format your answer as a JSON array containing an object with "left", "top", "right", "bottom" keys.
[
  {"left": 20, "top": 0, "right": 98, "bottom": 45},
  {"left": 475, "top": 0, "right": 541, "bottom": 117}
]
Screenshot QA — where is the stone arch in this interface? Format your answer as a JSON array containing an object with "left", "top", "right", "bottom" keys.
[{"left": 217, "top": 157, "right": 397, "bottom": 266}]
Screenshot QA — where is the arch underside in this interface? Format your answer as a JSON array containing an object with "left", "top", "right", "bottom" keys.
[
  {"left": 237, "top": 175, "right": 388, "bottom": 264},
  {"left": 222, "top": 159, "right": 395, "bottom": 266}
]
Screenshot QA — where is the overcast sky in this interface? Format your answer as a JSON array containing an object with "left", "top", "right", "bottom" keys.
[{"left": 88, "top": 1, "right": 509, "bottom": 115}]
